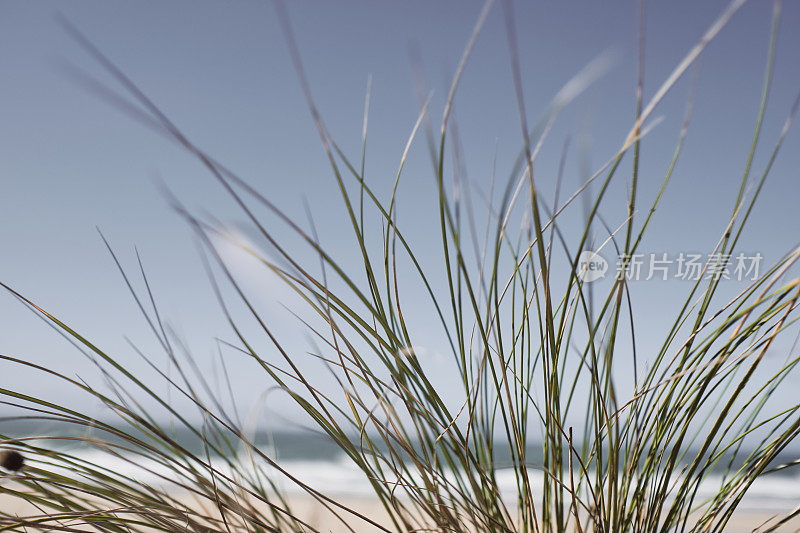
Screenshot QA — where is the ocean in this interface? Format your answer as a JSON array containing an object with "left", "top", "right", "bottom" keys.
[{"left": 3, "top": 422, "right": 798, "bottom": 512}]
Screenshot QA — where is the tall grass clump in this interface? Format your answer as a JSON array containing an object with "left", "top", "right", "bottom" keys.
[{"left": 3, "top": 0, "right": 800, "bottom": 531}]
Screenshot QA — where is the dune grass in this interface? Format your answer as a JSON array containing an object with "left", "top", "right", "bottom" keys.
[{"left": 3, "top": 0, "right": 800, "bottom": 531}]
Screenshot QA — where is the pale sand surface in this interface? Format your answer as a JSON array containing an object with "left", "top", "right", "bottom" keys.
[{"left": 2, "top": 493, "right": 799, "bottom": 531}]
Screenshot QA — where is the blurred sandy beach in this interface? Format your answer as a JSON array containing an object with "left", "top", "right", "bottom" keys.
[{"left": 3, "top": 490, "right": 799, "bottom": 532}]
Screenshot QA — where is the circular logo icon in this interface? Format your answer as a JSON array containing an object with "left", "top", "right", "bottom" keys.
[{"left": 577, "top": 250, "right": 608, "bottom": 282}]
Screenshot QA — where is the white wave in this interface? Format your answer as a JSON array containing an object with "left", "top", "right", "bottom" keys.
[{"left": 37, "top": 448, "right": 800, "bottom": 511}]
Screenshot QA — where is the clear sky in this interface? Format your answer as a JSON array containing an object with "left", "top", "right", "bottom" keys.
[{"left": 2, "top": 1, "right": 799, "bottom": 427}]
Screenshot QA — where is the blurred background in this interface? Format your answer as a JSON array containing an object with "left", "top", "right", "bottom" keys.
[{"left": 2, "top": 0, "right": 799, "bottom": 427}]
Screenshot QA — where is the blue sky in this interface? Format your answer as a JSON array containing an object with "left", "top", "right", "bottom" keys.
[{"left": 2, "top": 0, "right": 799, "bottom": 427}]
